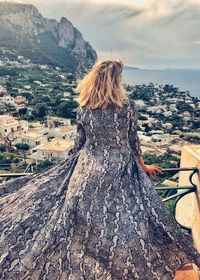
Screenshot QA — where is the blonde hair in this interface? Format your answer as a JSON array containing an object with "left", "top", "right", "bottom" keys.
[{"left": 75, "top": 59, "right": 127, "bottom": 109}]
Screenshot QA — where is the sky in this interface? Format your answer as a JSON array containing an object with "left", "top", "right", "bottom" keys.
[{"left": 2, "top": 0, "right": 200, "bottom": 69}]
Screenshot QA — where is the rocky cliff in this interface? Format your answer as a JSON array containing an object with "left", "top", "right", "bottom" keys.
[{"left": 0, "top": 3, "right": 97, "bottom": 74}]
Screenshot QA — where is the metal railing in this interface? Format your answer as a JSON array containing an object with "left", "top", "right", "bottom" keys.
[
  {"left": 0, "top": 172, "right": 34, "bottom": 178},
  {"left": 155, "top": 167, "right": 199, "bottom": 233}
]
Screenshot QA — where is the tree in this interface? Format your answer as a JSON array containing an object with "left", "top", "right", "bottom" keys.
[
  {"left": 191, "top": 121, "right": 200, "bottom": 130},
  {"left": 18, "top": 108, "right": 27, "bottom": 115},
  {"left": 15, "top": 143, "right": 29, "bottom": 151},
  {"left": 41, "top": 95, "right": 51, "bottom": 103},
  {"left": 138, "top": 115, "right": 148, "bottom": 121},
  {"left": 163, "top": 84, "right": 177, "bottom": 94},
  {"left": 0, "top": 144, "right": 6, "bottom": 152},
  {"left": 15, "top": 143, "right": 30, "bottom": 163},
  {"left": 57, "top": 99, "right": 78, "bottom": 118},
  {"left": 143, "top": 123, "right": 151, "bottom": 133},
  {"left": 36, "top": 160, "right": 53, "bottom": 171},
  {"left": 20, "top": 91, "right": 34, "bottom": 101},
  {"left": 33, "top": 103, "right": 48, "bottom": 118},
  {"left": 176, "top": 102, "right": 193, "bottom": 113}
]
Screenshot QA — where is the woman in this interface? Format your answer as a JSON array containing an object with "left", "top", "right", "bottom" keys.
[{"left": 0, "top": 60, "right": 200, "bottom": 280}]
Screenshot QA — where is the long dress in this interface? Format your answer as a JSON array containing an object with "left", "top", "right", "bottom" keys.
[{"left": 0, "top": 98, "right": 200, "bottom": 280}]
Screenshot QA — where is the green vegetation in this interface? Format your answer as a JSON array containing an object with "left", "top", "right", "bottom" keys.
[
  {"left": 34, "top": 160, "right": 54, "bottom": 171},
  {"left": 129, "top": 84, "right": 155, "bottom": 101},
  {"left": 125, "top": 82, "right": 200, "bottom": 134},
  {"left": 0, "top": 65, "right": 79, "bottom": 121},
  {"left": 15, "top": 143, "right": 30, "bottom": 151},
  {"left": 15, "top": 143, "right": 30, "bottom": 162},
  {"left": 143, "top": 151, "right": 179, "bottom": 169},
  {"left": 57, "top": 99, "right": 78, "bottom": 118}
]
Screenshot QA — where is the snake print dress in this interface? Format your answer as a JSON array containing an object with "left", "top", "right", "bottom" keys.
[{"left": 0, "top": 98, "right": 200, "bottom": 280}]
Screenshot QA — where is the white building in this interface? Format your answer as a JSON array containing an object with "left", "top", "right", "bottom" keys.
[
  {"left": 0, "top": 115, "right": 28, "bottom": 143},
  {"left": 23, "top": 85, "right": 31, "bottom": 90},
  {"left": 133, "top": 99, "right": 145, "bottom": 109},
  {"left": 151, "top": 133, "right": 171, "bottom": 142},
  {"left": 162, "top": 123, "right": 173, "bottom": 129},
  {"left": 63, "top": 92, "right": 71, "bottom": 97},
  {"left": 0, "top": 94, "right": 27, "bottom": 111},
  {"left": 17, "top": 131, "right": 48, "bottom": 148},
  {"left": 0, "top": 95, "right": 15, "bottom": 106},
  {"left": 169, "top": 104, "right": 177, "bottom": 111},
  {"left": 47, "top": 125, "right": 76, "bottom": 140},
  {"left": 46, "top": 116, "right": 71, "bottom": 128},
  {"left": 33, "top": 81, "right": 42, "bottom": 86},
  {"left": 146, "top": 106, "right": 162, "bottom": 114},
  {"left": 30, "top": 138, "right": 74, "bottom": 162},
  {"left": 163, "top": 111, "right": 172, "bottom": 117}
]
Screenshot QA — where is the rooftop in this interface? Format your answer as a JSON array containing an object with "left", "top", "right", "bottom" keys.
[
  {"left": 22, "top": 132, "right": 46, "bottom": 141},
  {"left": 57, "top": 125, "right": 76, "bottom": 133},
  {"left": 37, "top": 138, "right": 74, "bottom": 153},
  {"left": 46, "top": 116, "right": 71, "bottom": 122},
  {"left": 0, "top": 115, "right": 18, "bottom": 125}
]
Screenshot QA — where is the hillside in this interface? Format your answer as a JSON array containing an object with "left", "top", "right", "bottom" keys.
[{"left": 0, "top": 2, "right": 97, "bottom": 74}]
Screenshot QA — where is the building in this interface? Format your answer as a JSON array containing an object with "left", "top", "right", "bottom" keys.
[
  {"left": 0, "top": 93, "right": 27, "bottom": 111},
  {"left": 47, "top": 125, "right": 76, "bottom": 140},
  {"left": 169, "top": 104, "right": 177, "bottom": 112},
  {"left": 17, "top": 131, "right": 48, "bottom": 148},
  {"left": 162, "top": 122, "right": 173, "bottom": 129},
  {"left": 30, "top": 138, "right": 74, "bottom": 162},
  {"left": 63, "top": 92, "right": 71, "bottom": 97},
  {"left": 134, "top": 99, "right": 145, "bottom": 109},
  {"left": 0, "top": 115, "right": 28, "bottom": 143},
  {"left": 0, "top": 94, "right": 15, "bottom": 106},
  {"left": 28, "top": 122, "right": 44, "bottom": 129},
  {"left": 163, "top": 111, "right": 172, "bottom": 117},
  {"left": 14, "top": 95, "right": 27, "bottom": 105},
  {"left": 46, "top": 116, "right": 71, "bottom": 128},
  {"left": 146, "top": 106, "right": 162, "bottom": 114},
  {"left": 23, "top": 85, "right": 31, "bottom": 90},
  {"left": 151, "top": 133, "right": 171, "bottom": 142}
]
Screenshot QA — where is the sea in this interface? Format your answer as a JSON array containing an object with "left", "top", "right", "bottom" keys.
[{"left": 123, "top": 68, "right": 200, "bottom": 98}]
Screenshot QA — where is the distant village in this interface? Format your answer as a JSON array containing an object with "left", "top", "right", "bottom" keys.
[
  {"left": 125, "top": 83, "right": 200, "bottom": 162},
  {"left": 0, "top": 84, "right": 76, "bottom": 161},
  {"left": 0, "top": 59, "right": 199, "bottom": 173}
]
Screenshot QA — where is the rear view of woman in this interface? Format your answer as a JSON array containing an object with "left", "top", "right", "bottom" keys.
[{"left": 0, "top": 60, "right": 200, "bottom": 280}]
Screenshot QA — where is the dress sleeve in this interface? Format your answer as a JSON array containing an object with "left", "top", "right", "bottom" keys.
[
  {"left": 68, "top": 106, "right": 86, "bottom": 155},
  {"left": 128, "top": 100, "right": 142, "bottom": 157}
]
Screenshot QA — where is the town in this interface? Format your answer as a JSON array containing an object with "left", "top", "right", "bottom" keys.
[{"left": 0, "top": 60, "right": 199, "bottom": 175}]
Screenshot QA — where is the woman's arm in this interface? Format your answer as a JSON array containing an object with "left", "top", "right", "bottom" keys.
[
  {"left": 137, "top": 155, "right": 163, "bottom": 177},
  {"left": 137, "top": 155, "right": 146, "bottom": 169}
]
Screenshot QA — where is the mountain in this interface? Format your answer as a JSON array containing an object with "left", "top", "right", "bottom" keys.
[
  {"left": 124, "top": 66, "right": 140, "bottom": 71},
  {"left": 0, "top": 2, "right": 97, "bottom": 74}
]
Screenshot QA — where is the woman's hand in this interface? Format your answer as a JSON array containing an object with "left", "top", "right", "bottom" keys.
[
  {"left": 143, "top": 164, "right": 163, "bottom": 177},
  {"left": 137, "top": 156, "right": 163, "bottom": 177}
]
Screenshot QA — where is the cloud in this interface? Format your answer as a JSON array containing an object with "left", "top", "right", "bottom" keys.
[{"left": 4, "top": 0, "right": 200, "bottom": 68}]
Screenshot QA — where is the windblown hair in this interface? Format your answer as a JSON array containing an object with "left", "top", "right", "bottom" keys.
[{"left": 75, "top": 59, "right": 127, "bottom": 109}]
